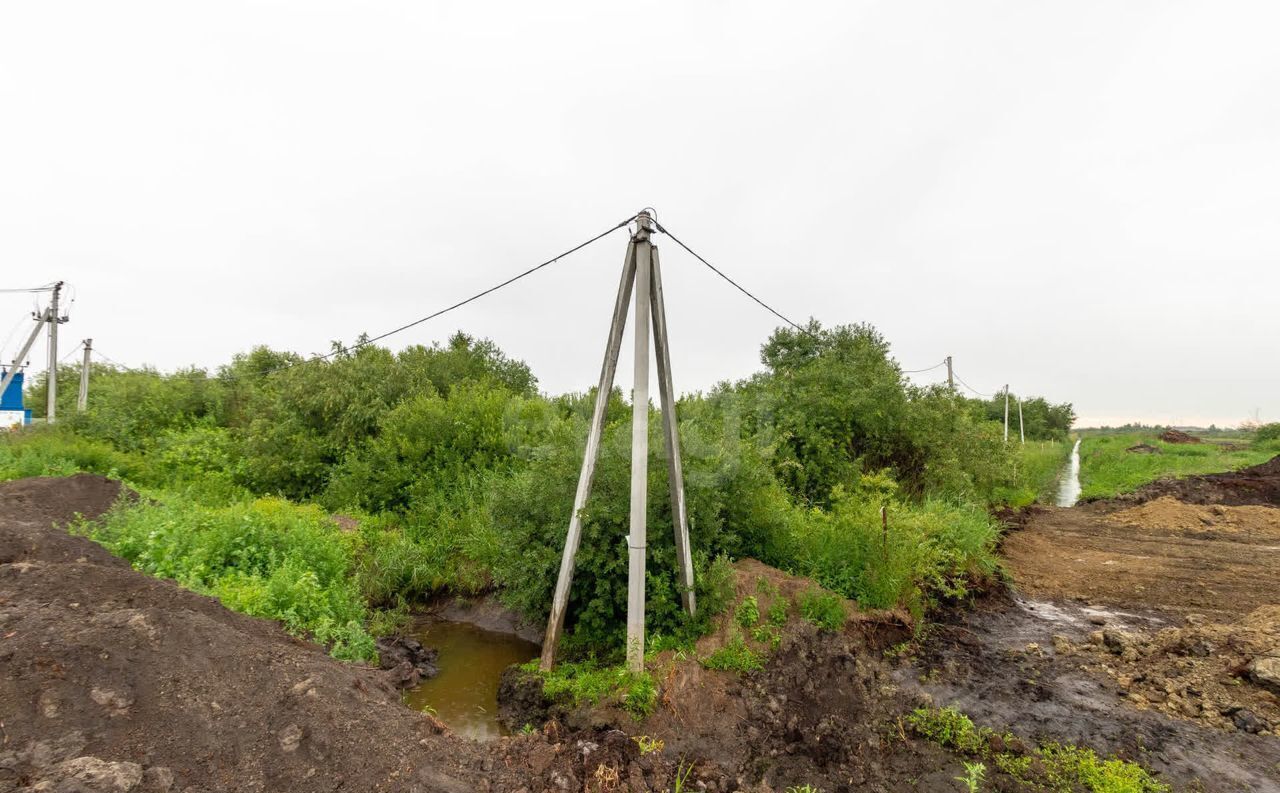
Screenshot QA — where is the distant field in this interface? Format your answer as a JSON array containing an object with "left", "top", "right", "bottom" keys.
[{"left": 1078, "top": 433, "right": 1280, "bottom": 500}]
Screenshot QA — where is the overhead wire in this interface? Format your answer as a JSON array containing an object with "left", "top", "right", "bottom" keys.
[
  {"left": 0, "top": 283, "right": 58, "bottom": 294},
  {"left": 100, "top": 214, "right": 639, "bottom": 380},
  {"left": 652, "top": 220, "right": 813, "bottom": 335},
  {"left": 901, "top": 360, "right": 946, "bottom": 374},
  {"left": 59, "top": 342, "right": 84, "bottom": 365},
  {"left": 951, "top": 371, "right": 996, "bottom": 398}
]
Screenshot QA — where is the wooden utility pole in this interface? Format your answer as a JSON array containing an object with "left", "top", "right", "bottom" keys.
[
  {"left": 78, "top": 339, "right": 92, "bottom": 413},
  {"left": 46, "top": 282, "right": 62, "bottom": 424},
  {"left": 945, "top": 356, "right": 954, "bottom": 390},
  {"left": 1003, "top": 385, "right": 1010, "bottom": 443},
  {"left": 540, "top": 211, "right": 695, "bottom": 673}
]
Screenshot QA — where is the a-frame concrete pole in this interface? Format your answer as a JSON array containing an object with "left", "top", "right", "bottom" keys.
[{"left": 539, "top": 241, "right": 638, "bottom": 671}]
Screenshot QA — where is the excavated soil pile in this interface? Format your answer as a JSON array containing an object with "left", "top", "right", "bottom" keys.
[
  {"left": 0, "top": 475, "right": 713, "bottom": 793},
  {"left": 1067, "top": 607, "right": 1280, "bottom": 735},
  {"left": 1108, "top": 496, "right": 1280, "bottom": 538},
  {"left": 1130, "top": 454, "right": 1280, "bottom": 507},
  {"left": 1159, "top": 429, "right": 1202, "bottom": 444}
]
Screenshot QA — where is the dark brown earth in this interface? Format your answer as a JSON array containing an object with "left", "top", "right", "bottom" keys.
[{"left": 1124, "top": 455, "right": 1280, "bottom": 507}]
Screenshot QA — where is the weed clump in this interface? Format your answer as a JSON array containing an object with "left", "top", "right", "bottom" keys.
[
  {"left": 521, "top": 659, "right": 657, "bottom": 719},
  {"left": 907, "top": 707, "right": 1169, "bottom": 793},
  {"left": 797, "top": 589, "right": 846, "bottom": 632},
  {"left": 701, "top": 634, "right": 765, "bottom": 673}
]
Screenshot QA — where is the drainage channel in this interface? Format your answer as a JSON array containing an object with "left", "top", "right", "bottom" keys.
[
  {"left": 1055, "top": 438, "right": 1082, "bottom": 507},
  {"left": 402, "top": 620, "right": 540, "bottom": 740}
]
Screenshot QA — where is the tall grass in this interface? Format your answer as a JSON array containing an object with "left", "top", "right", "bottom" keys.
[
  {"left": 783, "top": 494, "right": 999, "bottom": 617},
  {"left": 1078, "top": 433, "right": 1280, "bottom": 500},
  {"left": 988, "top": 440, "right": 1072, "bottom": 507}
]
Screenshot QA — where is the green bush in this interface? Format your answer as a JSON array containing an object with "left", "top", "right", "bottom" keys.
[
  {"left": 74, "top": 494, "right": 375, "bottom": 661},
  {"left": 1255, "top": 422, "right": 1280, "bottom": 443}
]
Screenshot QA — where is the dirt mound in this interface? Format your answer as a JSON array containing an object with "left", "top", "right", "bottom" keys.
[
  {"left": 1131, "top": 454, "right": 1280, "bottom": 507},
  {"left": 1159, "top": 429, "right": 1202, "bottom": 444},
  {"left": 0, "top": 474, "right": 133, "bottom": 565},
  {"left": 1126, "top": 443, "right": 1161, "bottom": 454},
  {"left": 1108, "top": 496, "right": 1280, "bottom": 537},
  {"left": 1068, "top": 606, "right": 1280, "bottom": 735}
]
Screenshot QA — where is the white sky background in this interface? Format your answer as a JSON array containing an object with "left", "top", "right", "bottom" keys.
[{"left": 1, "top": 2, "right": 1277, "bottom": 428}]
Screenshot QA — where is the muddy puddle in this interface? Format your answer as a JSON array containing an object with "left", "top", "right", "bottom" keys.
[
  {"left": 1055, "top": 437, "right": 1082, "bottom": 506},
  {"left": 403, "top": 620, "right": 539, "bottom": 740}
]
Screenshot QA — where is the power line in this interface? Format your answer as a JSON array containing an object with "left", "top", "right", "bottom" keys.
[
  {"left": 0, "top": 283, "right": 58, "bottom": 294},
  {"left": 101, "top": 215, "right": 638, "bottom": 380},
  {"left": 951, "top": 370, "right": 995, "bottom": 398},
  {"left": 652, "top": 220, "right": 813, "bottom": 335},
  {"left": 901, "top": 360, "right": 946, "bottom": 374}
]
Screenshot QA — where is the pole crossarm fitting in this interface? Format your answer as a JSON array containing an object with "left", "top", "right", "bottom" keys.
[{"left": 539, "top": 208, "right": 696, "bottom": 673}]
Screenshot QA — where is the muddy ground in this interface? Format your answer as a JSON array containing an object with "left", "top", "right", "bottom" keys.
[
  {"left": 960, "top": 456, "right": 1280, "bottom": 790},
  {"left": 3, "top": 462, "right": 1280, "bottom": 792}
]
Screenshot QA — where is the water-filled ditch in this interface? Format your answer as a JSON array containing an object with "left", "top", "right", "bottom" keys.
[{"left": 402, "top": 620, "right": 540, "bottom": 740}]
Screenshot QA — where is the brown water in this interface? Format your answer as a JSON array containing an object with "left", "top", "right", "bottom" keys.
[{"left": 402, "top": 620, "right": 540, "bottom": 740}]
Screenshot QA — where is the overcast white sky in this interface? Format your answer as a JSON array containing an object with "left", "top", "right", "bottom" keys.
[{"left": 2, "top": 1, "right": 1277, "bottom": 427}]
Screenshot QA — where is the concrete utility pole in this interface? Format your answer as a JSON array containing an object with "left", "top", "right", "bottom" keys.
[
  {"left": 1018, "top": 395, "right": 1025, "bottom": 444},
  {"left": 46, "top": 281, "right": 65, "bottom": 424},
  {"left": 540, "top": 210, "right": 695, "bottom": 674},
  {"left": 78, "top": 338, "right": 92, "bottom": 412},
  {"left": 626, "top": 215, "right": 653, "bottom": 673},
  {"left": 1003, "top": 385, "right": 1010, "bottom": 443},
  {"left": 0, "top": 313, "right": 49, "bottom": 398},
  {"left": 945, "top": 356, "right": 954, "bottom": 390}
]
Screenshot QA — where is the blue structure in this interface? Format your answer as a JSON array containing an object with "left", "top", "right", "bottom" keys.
[{"left": 1, "top": 369, "right": 33, "bottom": 427}]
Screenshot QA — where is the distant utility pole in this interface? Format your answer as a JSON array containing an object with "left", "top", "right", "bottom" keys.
[
  {"left": 78, "top": 338, "right": 92, "bottom": 412},
  {"left": 945, "top": 356, "right": 954, "bottom": 390},
  {"left": 541, "top": 210, "right": 695, "bottom": 674},
  {"left": 1003, "top": 385, "right": 1010, "bottom": 443},
  {"left": 46, "top": 281, "right": 67, "bottom": 424},
  {"left": 1018, "top": 395, "right": 1025, "bottom": 444}
]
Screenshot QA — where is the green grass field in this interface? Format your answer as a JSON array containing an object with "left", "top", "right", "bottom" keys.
[{"left": 1078, "top": 433, "right": 1280, "bottom": 501}]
